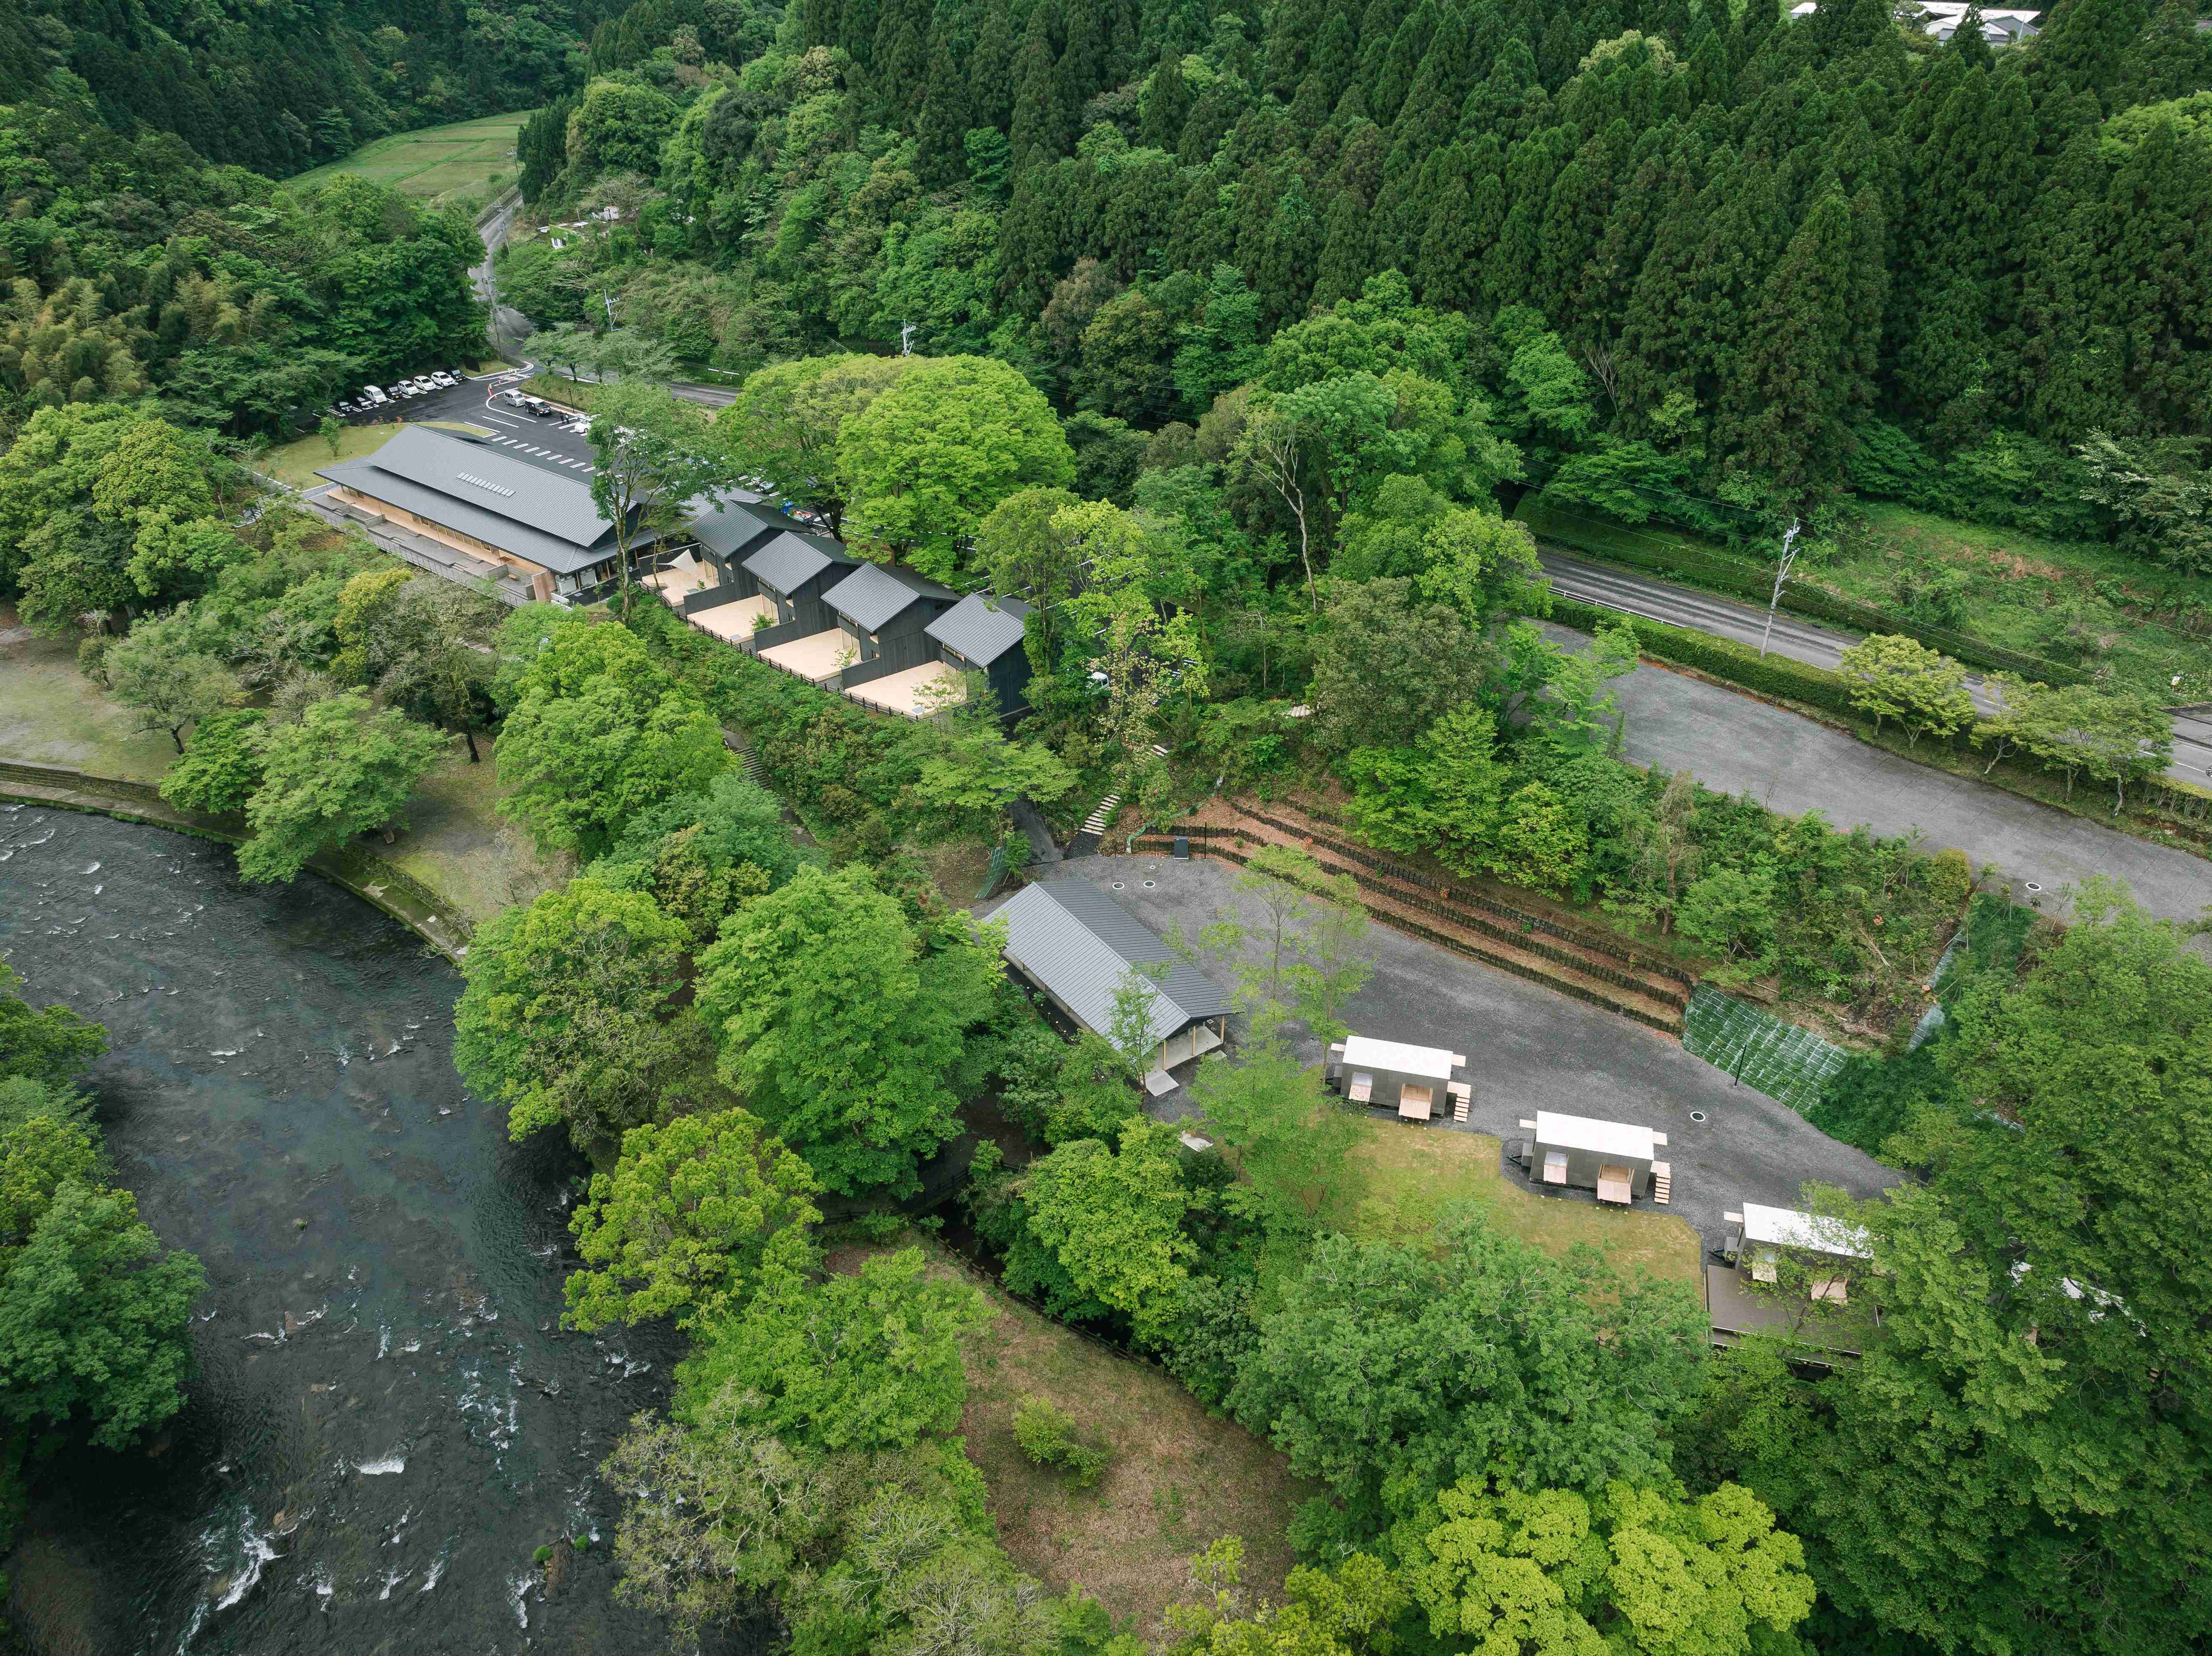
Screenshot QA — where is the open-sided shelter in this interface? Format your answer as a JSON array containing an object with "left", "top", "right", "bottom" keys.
[{"left": 993, "top": 879, "right": 1231, "bottom": 1091}]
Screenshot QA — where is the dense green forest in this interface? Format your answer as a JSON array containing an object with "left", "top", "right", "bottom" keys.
[
  {"left": 0, "top": 79, "right": 487, "bottom": 428},
  {"left": 510, "top": 0, "right": 2212, "bottom": 513},
  {"left": 0, "top": 0, "right": 609, "bottom": 175}
]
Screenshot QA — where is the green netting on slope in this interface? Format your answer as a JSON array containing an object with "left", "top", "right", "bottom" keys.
[{"left": 1682, "top": 986, "right": 1852, "bottom": 1114}]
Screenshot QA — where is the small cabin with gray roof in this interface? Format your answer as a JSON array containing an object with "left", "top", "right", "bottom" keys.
[
  {"left": 743, "top": 531, "right": 861, "bottom": 635},
  {"left": 822, "top": 562, "right": 957, "bottom": 675},
  {"left": 686, "top": 498, "right": 802, "bottom": 596},
  {"left": 993, "top": 878, "right": 1231, "bottom": 1090},
  {"left": 928, "top": 593, "right": 1035, "bottom": 713}
]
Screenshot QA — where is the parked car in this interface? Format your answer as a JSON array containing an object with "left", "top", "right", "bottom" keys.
[
  {"left": 361, "top": 386, "right": 388, "bottom": 406},
  {"left": 432, "top": 371, "right": 458, "bottom": 388}
]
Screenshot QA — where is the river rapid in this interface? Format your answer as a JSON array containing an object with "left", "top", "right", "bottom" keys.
[{"left": 0, "top": 806, "right": 681, "bottom": 1655}]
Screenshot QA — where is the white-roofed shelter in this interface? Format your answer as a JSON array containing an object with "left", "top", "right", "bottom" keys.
[
  {"left": 1325, "top": 1034, "right": 1471, "bottom": 1122},
  {"left": 1523, "top": 1110, "right": 1671, "bottom": 1205}
]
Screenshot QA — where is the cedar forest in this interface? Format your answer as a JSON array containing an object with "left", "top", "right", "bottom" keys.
[{"left": 0, "top": 0, "right": 2208, "bottom": 1655}]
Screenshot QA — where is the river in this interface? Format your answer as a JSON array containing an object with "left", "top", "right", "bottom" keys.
[{"left": 0, "top": 806, "right": 681, "bottom": 1655}]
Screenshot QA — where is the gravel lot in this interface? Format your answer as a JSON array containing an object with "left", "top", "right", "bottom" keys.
[
  {"left": 1006, "top": 859, "right": 1902, "bottom": 1252},
  {"left": 1542, "top": 623, "right": 2212, "bottom": 927}
]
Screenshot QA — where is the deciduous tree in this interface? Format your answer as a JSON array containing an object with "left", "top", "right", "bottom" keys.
[
  {"left": 453, "top": 877, "right": 705, "bottom": 1148},
  {"left": 565, "top": 1107, "right": 821, "bottom": 1332},
  {"left": 695, "top": 865, "right": 1002, "bottom": 1197},
  {"left": 1230, "top": 1206, "right": 1706, "bottom": 1536},
  {"left": 1837, "top": 634, "right": 1974, "bottom": 748},
  {"left": 676, "top": 1249, "right": 989, "bottom": 1450},
  {"left": 837, "top": 355, "right": 1076, "bottom": 580},
  {"left": 0, "top": 1182, "right": 206, "bottom": 1450},
  {"left": 236, "top": 691, "right": 446, "bottom": 882}
]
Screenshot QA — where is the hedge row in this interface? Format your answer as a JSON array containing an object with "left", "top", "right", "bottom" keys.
[{"left": 1549, "top": 596, "right": 1863, "bottom": 719}]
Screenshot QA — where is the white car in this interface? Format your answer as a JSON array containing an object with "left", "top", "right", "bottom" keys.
[
  {"left": 361, "top": 386, "right": 388, "bottom": 406},
  {"left": 432, "top": 372, "right": 458, "bottom": 388}
]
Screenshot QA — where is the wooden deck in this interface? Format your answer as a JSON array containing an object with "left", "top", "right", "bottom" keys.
[
  {"left": 845, "top": 659, "right": 967, "bottom": 717},
  {"left": 689, "top": 592, "right": 777, "bottom": 643},
  {"left": 757, "top": 628, "right": 857, "bottom": 682}
]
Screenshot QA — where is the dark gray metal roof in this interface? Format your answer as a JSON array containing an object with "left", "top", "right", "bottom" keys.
[
  {"left": 318, "top": 426, "right": 622, "bottom": 574},
  {"left": 927, "top": 592, "right": 1030, "bottom": 666},
  {"left": 743, "top": 531, "right": 853, "bottom": 596},
  {"left": 685, "top": 495, "right": 788, "bottom": 562},
  {"left": 824, "top": 562, "right": 954, "bottom": 633},
  {"left": 992, "top": 878, "right": 1229, "bottom": 1049}
]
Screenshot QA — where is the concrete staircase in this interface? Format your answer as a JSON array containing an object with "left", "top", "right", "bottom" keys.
[
  {"left": 1650, "top": 1162, "right": 1672, "bottom": 1205},
  {"left": 721, "top": 725, "right": 767, "bottom": 786},
  {"left": 1066, "top": 791, "right": 1122, "bottom": 858}
]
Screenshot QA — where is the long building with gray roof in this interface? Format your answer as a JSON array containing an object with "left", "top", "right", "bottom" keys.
[{"left": 993, "top": 877, "right": 1231, "bottom": 1084}]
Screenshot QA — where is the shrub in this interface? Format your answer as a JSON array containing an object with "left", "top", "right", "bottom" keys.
[
  {"left": 1547, "top": 597, "right": 1861, "bottom": 717},
  {"left": 1012, "top": 1396, "right": 1110, "bottom": 1487}
]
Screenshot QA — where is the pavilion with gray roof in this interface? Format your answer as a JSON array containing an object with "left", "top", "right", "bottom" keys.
[{"left": 993, "top": 877, "right": 1231, "bottom": 1090}]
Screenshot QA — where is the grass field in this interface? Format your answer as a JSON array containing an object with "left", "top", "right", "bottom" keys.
[
  {"left": 0, "top": 609, "right": 176, "bottom": 783},
  {"left": 928, "top": 1247, "right": 1306, "bottom": 1646},
  {"left": 286, "top": 112, "right": 533, "bottom": 208},
  {"left": 1333, "top": 1116, "right": 1704, "bottom": 1289},
  {"left": 264, "top": 420, "right": 402, "bottom": 489},
  {"left": 382, "top": 735, "right": 572, "bottom": 925},
  {"left": 1827, "top": 502, "right": 2212, "bottom": 700}
]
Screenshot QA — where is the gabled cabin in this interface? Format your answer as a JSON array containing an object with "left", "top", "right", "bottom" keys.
[
  {"left": 927, "top": 593, "right": 1036, "bottom": 715},
  {"left": 743, "top": 531, "right": 861, "bottom": 635},
  {"left": 1520, "top": 1110, "right": 1671, "bottom": 1205}
]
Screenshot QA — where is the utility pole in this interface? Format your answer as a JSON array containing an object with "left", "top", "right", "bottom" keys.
[
  {"left": 899, "top": 321, "right": 916, "bottom": 357},
  {"left": 1759, "top": 517, "right": 1802, "bottom": 659}
]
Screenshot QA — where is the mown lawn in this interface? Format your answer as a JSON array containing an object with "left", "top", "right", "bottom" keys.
[
  {"left": 1333, "top": 1116, "right": 1704, "bottom": 1289},
  {"left": 285, "top": 112, "right": 532, "bottom": 208},
  {"left": 0, "top": 610, "right": 176, "bottom": 782},
  {"left": 263, "top": 419, "right": 402, "bottom": 489}
]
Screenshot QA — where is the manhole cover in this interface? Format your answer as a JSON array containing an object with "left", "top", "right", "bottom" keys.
[
  {"left": 2023, "top": 881, "right": 2042, "bottom": 893},
  {"left": 1110, "top": 882, "right": 1125, "bottom": 890},
  {"left": 1142, "top": 880, "right": 1157, "bottom": 888},
  {"left": 1689, "top": 1111, "right": 1706, "bottom": 1123}
]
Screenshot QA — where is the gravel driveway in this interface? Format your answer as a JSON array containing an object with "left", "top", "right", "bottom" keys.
[
  {"left": 1018, "top": 859, "right": 1902, "bottom": 1252},
  {"left": 1543, "top": 624, "right": 2212, "bottom": 927}
]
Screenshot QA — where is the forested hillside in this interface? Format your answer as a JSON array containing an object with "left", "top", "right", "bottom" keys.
[
  {"left": 0, "top": 81, "right": 485, "bottom": 430},
  {"left": 513, "top": 0, "right": 2212, "bottom": 512},
  {"left": 0, "top": 0, "right": 609, "bottom": 176}
]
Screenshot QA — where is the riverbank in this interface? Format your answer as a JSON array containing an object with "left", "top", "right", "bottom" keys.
[
  {"left": 0, "top": 611, "right": 566, "bottom": 942},
  {"left": 0, "top": 762, "right": 475, "bottom": 962}
]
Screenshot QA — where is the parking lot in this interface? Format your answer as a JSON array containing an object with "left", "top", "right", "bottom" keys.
[
  {"left": 1020, "top": 857, "right": 1900, "bottom": 1251},
  {"left": 331, "top": 366, "right": 601, "bottom": 479}
]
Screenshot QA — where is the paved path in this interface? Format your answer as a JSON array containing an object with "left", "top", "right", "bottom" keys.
[
  {"left": 1544, "top": 622, "right": 2212, "bottom": 925},
  {"left": 1540, "top": 548, "right": 2212, "bottom": 786},
  {"left": 1030, "top": 859, "right": 1899, "bottom": 1252}
]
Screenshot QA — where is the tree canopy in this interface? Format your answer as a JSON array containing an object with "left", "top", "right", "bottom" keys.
[{"left": 694, "top": 865, "right": 1002, "bottom": 1197}]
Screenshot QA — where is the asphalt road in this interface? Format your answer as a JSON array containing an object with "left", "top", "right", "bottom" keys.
[
  {"left": 1542, "top": 621, "right": 2212, "bottom": 925},
  {"left": 1015, "top": 859, "right": 1901, "bottom": 1252},
  {"left": 1539, "top": 548, "right": 2212, "bottom": 786}
]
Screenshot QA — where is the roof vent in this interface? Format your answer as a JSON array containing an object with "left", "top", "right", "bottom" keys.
[{"left": 457, "top": 473, "right": 516, "bottom": 498}]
